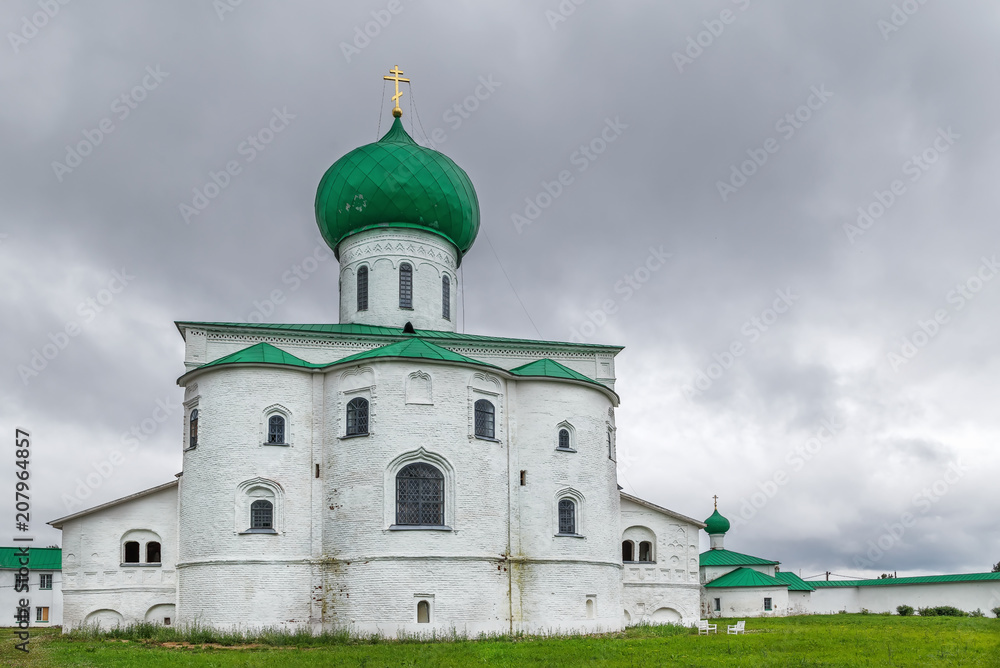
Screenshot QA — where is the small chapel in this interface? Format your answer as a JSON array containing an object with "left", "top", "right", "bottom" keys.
[{"left": 47, "top": 69, "right": 710, "bottom": 633}]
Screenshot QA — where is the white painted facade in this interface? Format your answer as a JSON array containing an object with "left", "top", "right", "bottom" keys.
[
  {"left": 808, "top": 580, "right": 1000, "bottom": 615},
  {"left": 0, "top": 550, "right": 62, "bottom": 628}
]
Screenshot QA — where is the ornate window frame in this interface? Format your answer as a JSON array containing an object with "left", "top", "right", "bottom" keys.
[
  {"left": 340, "top": 367, "right": 375, "bottom": 439},
  {"left": 554, "top": 487, "right": 585, "bottom": 538},
  {"left": 120, "top": 529, "right": 163, "bottom": 567},
  {"left": 468, "top": 373, "right": 503, "bottom": 443},
  {"left": 184, "top": 397, "right": 199, "bottom": 451},
  {"left": 556, "top": 421, "right": 576, "bottom": 452},
  {"left": 235, "top": 478, "right": 283, "bottom": 535},
  {"left": 261, "top": 404, "right": 292, "bottom": 447},
  {"left": 384, "top": 448, "right": 455, "bottom": 530}
]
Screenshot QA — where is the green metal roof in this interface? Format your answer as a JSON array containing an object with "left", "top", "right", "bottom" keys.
[
  {"left": 705, "top": 567, "right": 787, "bottom": 589},
  {"left": 700, "top": 549, "right": 779, "bottom": 567},
  {"left": 199, "top": 342, "right": 320, "bottom": 370},
  {"left": 175, "top": 321, "right": 623, "bottom": 352},
  {"left": 333, "top": 337, "right": 494, "bottom": 367},
  {"left": 809, "top": 572, "right": 1000, "bottom": 588},
  {"left": 704, "top": 509, "right": 731, "bottom": 535},
  {"left": 0, "top": 547, "right": 61, "bottom": 570},
  {"left": 509, "top": 358, "right": 606, "bottom": 389},
  {"left": 315, "top": 117, "right": 480, "bottom": 257},
  {"left": 773, "top": 571, "right": 816, "bottom": 591}
]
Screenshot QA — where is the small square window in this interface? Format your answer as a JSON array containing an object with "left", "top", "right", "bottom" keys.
[
  {"left": 714, "top": 598, "right": 721, "bottom": 612},
  {"left": 39, "top": 574, "right": 52, "bottom": 590},
  {"left": 36, "top": 607, "right": 49, "bottom": 622},
  {"left": 764, "top": 597, "right": 772, "bottom": 611}
]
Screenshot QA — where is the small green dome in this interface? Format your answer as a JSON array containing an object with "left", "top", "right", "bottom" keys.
[
  {"left": 315, "top": 117, "right": 480, "bottom": 257},
  {"left": 704, "top": 509, "right": 731, "bottom": 535}
]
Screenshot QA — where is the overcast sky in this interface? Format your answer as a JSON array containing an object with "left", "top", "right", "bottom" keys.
[{"left": 3, "top": 1, "right": 998, "bottom": 580}]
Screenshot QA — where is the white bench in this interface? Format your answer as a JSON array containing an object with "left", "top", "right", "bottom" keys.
[
  {"left": 696, "top": 620, "right": 717, "bottom": 634},
  {"left": 727, "top": 620, "right": 745, "bottom": 635}
]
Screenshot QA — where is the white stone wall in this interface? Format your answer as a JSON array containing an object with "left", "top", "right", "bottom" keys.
[
  {"left": 702, "top": 585, "right": 789, "bottom": 619},
  {"left": 788, "top": 590, "right": 812, "bottom": 614},
  {"left": 619, "top": 497, "right": 702, "bottom": 626},
  {"left": 338, "top": 228, "right": 459, "bottom": 332},
  {"left": 0, "top": 567, "right": 62, "bottom": 627},
  {"left": 809, "top": 581, "right": 1000, "bottom": 615},
  {"left": 177, "top": 366, "right": 318, "bottom": 629},
  {"left": 58, "top": 484, "right": 178, "bottom": 630}
]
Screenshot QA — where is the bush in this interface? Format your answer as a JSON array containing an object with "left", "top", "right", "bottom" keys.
[
  {"left": 896, "top": 605, "right": 914, "bottom": 616},
  {"left": 969, "top": 609, "right": 985, "bottom": 618},
  {"left": 992, "top": 607, "right": 1000, "bottom": 618},
  {"left": 917, "top": 606, "right": 967, "bottom": 617}
]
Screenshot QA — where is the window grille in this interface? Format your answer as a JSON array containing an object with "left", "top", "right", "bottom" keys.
[
  {"left": 267, "top": 415, "right": 285, "bottom": 444},
  {"left": 558, "top": 499, "right": 576, "bottom": 534},
  {"left": 399, "top": 263, "right": 412, "bottom": 309},
  {"left": 395, "top": 463, "right": 444, "bottom": 525},
  {"left": 474, "top": 399, "right": 495, "bottom": 439},
  {"left": 357, "top": 266, "right": 369, "bottom": 311},
  {"left": 346, "top": 397, "right": 369, "bottom": 435},
  {"left": 39, "top": 574, "right": 52, "bottom": 590},
  {"left": 558, "top": 429, "right": 570, "bottom": 449},
  {"left": 189, "top": 409, "right": 199, "bottom": 447},
  {"left": 250, "top": 500, "right": 273, "bottom": 529},
  {"left": 442, "top": 275, "right": 450, "bottom": 320}
]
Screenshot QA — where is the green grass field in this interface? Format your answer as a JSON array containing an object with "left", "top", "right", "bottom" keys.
[{"left": 3, "top": 615, "right": 999, "bottom": 667}]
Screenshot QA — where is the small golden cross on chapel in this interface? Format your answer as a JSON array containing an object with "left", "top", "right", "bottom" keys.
[
  {"left": 383, "top": 65, "right": 410, "bottom": 118},
  {"left": 712, "top": 494, "right": 719, "bottom": 509}
]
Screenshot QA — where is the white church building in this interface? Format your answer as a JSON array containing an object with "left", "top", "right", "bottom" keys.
[{"left": 47, "top": 81, "right": 708, "bottom": 633}]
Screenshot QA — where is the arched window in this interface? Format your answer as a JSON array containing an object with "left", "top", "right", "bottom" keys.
[
  {"left": 346, "top": 397, "right": 369, "bottom": 436},
  {"left": 123, "top": 541, "right": 140, "bottom": 563},
  {"left": 622, "top": 540, "right": 634, "bottom": 561},
  {"left": 267, "top": 415, "right": 285, "bottom": 444},
  {"left": 474, "top": 399, "right": 495, "bottom": 439},
  {"left": 146, "top": 541, "right": 161, "bottom": 564},
  {"left": 399, "top": 263, "right": 412, "bottom": 309},
  {"left": 442, "top": 275, "right": 451, "bottom": 320},
  {"left": 417, "top": 600, "right": 430, "bottom": 623},
  {"left": 639, "top": 541, "right": 653, "bottom": 562},
  {"left": 558, "top": 429, "right": 570, "bottom": 449},
  {"left": 250, "top": 500, "right": 273, "bottom": 529},
  {"left": 189, "top": 409, "right": 199, "bottom": 447},
  {"left": 357, "top": 266, "right": 369, "bottom": 311},
  {"left": 558, "top": 499, "right": 576, "bottom": 534},
  {"left": 395, "top": 463, "right": 444, "bottom": 526}
]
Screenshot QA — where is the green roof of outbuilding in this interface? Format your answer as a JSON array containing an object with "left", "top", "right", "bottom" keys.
[
  {"left": 809, "top": 572, "right": 1000, "bottom": 588},
  {"left": 705, "top": 567, "right": 787, "bottom": 589},
  {"left": 0, "top": 547, "right": 61, "bottom": 570},
  {"left": 315, "top": 117, "right": 480, "bottom": 257},
  {"left": 175, "top": 321, "right": 623, "bottom": 351},
  {"left": 700, "top": 549, "right": 779, "bottom": 567},
  {"left": 773, "top": 571, "right": 816, "bottom": 591}
]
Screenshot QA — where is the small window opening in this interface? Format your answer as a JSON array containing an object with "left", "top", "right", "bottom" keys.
[
  {"left": 189, "top": 409, "right": 199, "bottom": 447},
  {"left": 315, "top": 463, "right": 320, "bottom": 479},
  {"left": 638, "top": 541, "right": 652, "bottom": 562},
  {"left": 357, "top": 266, "right": 369, "bottom": 311},
  {"left": 714, "top": 598, "right": 721, "bottom": 612},
  {"left": 267, "top": 415, "right": 285, "bottom": 444},
  {"left": 146, "top": 541, "right": 161, "bottom": 564},
  {"left": 764, "top": 597, "right": 772, "bottom": 611},
  {"left": 417, "top": 600, "right": 430, "bottom": 623},
  {"left": 164, "top": 617, "right": 171, "bottom": 626},
  {"left": 399, "top": 263, "right": 413, "bottom": 309},
  {"left": 558, "top": 429, "right": 570, "bottom": 449},
  {"left": 621, "top": 541, "right": 634, "bottom": 561},
  {"left": 474, "top": 399, "right": 495, "bottom": 439},
  {"left": 442, "top": 275, "right": 451, "bottom": 320},
  {"left": 519, "top": 470, "right": 526, "bottom": 486},
  {"left": 250, "top": 500, "right": 273, "bottom": 529},
  {"left": 123, "top": 541, "right": 140, "bottom": 563},
  {"left": 346, "top": 397, "right": 369, "bottom": 436},
  {"left": 558, "top": 499, "right": 576, "bottom": 534}
]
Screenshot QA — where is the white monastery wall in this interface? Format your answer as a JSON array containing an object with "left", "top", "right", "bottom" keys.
[
  {"left": 59, "top": 485, "right": 177, "bottom": 629},
  {"left": 809, "top": 581, "right": 1000, "bottom": 615}
]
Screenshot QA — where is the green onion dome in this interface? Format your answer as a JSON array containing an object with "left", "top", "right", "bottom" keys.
[
  {"left": 704, "top": 509, "right": 731, "bottom": 535},
  {"left": 315, "top": 117, "right": 480, "bottom": 257}
]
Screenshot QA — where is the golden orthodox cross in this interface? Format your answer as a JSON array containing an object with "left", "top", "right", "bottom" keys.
[
  {"left": 383, "top": 65, "right": 410, "bottom": 118},
  {"left": 712, "top": 494, "right": 719, "bottom": 509}
]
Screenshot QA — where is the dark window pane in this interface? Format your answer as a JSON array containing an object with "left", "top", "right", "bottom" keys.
[
  {"left": 558, "top": 499, "right": 575, "bottom": 534},
  {"left": 251, "top": 500, "right": 273, "bottom": 529},
  {"left": 639, "top": 541, "right": 652, "bottom": 562},
  {"left": 347, "top": 398, "right": 369, "bottom": 435},
  {"left": 123, "top": 541, "right": 140, "bottom": 563},
  {"left": 474, "top": 400, "right": 495, "bottom": 439},
  {"left": 146, "top": 541, "right": 161, "bottom": 563},
  {"left": 189, "top": 409, "right": 199, "bottom": 447},
  {"left": 558, "top": 429, "right": 570, "bottom": 449},
  {"left": 442, "top": 275, "right": 450, "bottom": 320},
  {"left": 622, "top": 541, "right": 633, "bottom": 561},
  {"left": 357, "top": 266, "right": 369, "bottom": 311},
  {"left": 267, "top": 415, "right": 285, "bottom": 444},
  {"left": 395, "top": 463, "right": 444, "bottom": 525},
  {"left": 399, "top": 263, "right": 412, "bottom": 309}
]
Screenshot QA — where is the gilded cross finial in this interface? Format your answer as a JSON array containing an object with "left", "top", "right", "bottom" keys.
[
  {"left": 383, "top": 65, "right": 410, "bottom": 118},
  {"left": 712, "top": 494, "right": 719, "bottom": 510}
]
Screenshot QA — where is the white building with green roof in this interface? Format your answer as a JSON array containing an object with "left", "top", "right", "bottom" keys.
[{"left": 48, "top": 87, "right": 707, "bottom": 633}]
